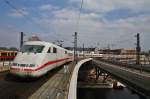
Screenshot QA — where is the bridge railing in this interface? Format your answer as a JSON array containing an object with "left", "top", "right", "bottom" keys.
[{"left": 94, "top": 58, "right": 150, "bottom": 72}]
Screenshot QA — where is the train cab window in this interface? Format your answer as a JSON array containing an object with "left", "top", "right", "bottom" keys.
[
  {"left": 21, "top": 45, "right": 44, "bottom": 53},
  {"left": 53, "top": 47, "right": 57, "bottom": 53},
  {"left": 47, "top": 48, "right": 51, "bottom": 53}
]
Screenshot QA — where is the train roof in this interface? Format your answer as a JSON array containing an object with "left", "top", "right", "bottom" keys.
[
  {"left": 24, "top": 41, "right": 70, "bottom": 51},
  {"left": 24, "top": 41, "right": 53, "bottom": 46}
]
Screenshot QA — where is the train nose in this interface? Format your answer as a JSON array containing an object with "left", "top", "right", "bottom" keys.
[
  {"left": 15, "top": 52, "right": 39, "bottom": 63},
  {"left": 10, "top": 68, "right": 33, "bottom": 77}
]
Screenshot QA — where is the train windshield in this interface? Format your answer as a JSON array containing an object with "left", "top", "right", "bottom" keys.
[{"left": 21, "top": 45, "right": 44, "bottom": 53}]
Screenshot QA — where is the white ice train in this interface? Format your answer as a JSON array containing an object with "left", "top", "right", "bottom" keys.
[{"left": 10, "top": 41, "right": 73, "bottom": 77}]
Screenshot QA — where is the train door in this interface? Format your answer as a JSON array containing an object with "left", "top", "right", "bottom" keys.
[
  {"left": 59, "top": 48, "right": 62, "bottom": 67},
  {"left": 53, "top": 47, "right": 57, "bottom": 67},
  {"left": 44, "top": 47, "right": 55, "bottom": 72},
  {"left": 62, "top": 49, "right": 65, "bottom": 65},
  {"left": 47, "top": 47, "right": 51, "bottom": 61},
  {"left": 65, "top": 50, "right": 68, "bottom": 63}
]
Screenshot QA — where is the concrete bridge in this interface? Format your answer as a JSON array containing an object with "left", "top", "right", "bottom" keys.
[{"left": 93, "top": 59, "right": 150, "bottom": 98}]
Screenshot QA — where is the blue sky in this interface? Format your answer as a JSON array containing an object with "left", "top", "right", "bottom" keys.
[{"left": 0, "top": 0, "right": 150, "bottom": 51}]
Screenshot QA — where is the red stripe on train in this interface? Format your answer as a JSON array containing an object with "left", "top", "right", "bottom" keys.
[{"left": 11, "top": 58, "right": 70, "bottom": 72}]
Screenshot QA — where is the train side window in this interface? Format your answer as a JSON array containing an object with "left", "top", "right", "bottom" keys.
[
  {"left": 12, "top": 53, "right": 15, "bottom": 56},
  {"left": 53, "top": 47, "right": 57, "bottom": 53},
  {"left": 1, "top": 52, "right": 7, "bottom": 56},
  {"left": 65, "top": 51, "right": 67, "bottom": 54},
  {"left": 68, "top": 53, "right": 73, "bottom": 56},
  {"left": 47, "top": 48, "right": 51, "bottom": 53}
]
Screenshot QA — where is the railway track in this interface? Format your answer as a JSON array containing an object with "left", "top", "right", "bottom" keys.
[
  {"left": 95, "top": 58, "right": 150, "bottom": 72},
  {"left": 0, "top": 66, "right": 64, "bottom": 99}
]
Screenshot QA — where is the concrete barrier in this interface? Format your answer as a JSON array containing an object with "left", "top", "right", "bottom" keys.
[{"left": 68, "top": 58, "right": 92, "bottom": 99}]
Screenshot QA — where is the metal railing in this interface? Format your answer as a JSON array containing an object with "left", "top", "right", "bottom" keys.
[{"left": 95, "top": 58, "right": 150, "bottom": 73}]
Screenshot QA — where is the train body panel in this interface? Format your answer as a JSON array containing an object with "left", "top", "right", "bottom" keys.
[{"left": 10, "top": 41, "right": 73, "bottom": 77}]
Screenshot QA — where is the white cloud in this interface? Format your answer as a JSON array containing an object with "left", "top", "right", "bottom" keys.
[
  {"left": 8, "top": 8, "right": 28, "bottom": 17},
  {"left": 0, "top": 26, "right": 20, "bottom": 48},
  {"left": 53, "top": 8, "right": 77, "bottom": 19},
  {"left": 3, "top": 1, "right": 150, "bottom": 50},
  {"left": 35, "top": 6, "right": 150, "bottom": 49},
  {"left": 39, "top": 4, "right": 58, "bottom": 11},
  {"left": 70, "top": 0, "right": 150, "bottom": 13}
]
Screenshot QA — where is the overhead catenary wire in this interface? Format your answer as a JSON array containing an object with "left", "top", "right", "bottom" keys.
[
  {"left": 4, "top": 0, "right": 42, "bottom": 29},
  {"left": 76, "top": 0, "right": 84, "bottom": 33},
  {"left": 52, "top": 26, "right": 73, "bottom": 44},
  {"left": 3, "top": 0, "right": 85, "bottom": 46},
  {"left": 72, "top": 0, "right": 84, "bottom": 50},
  {"left": 3, "top": 0, "right": 53, "bottom": 36},
  {"left": 3, "top": 0, "right": 73, "bottom": 45},
  {"left": 49, "top": 0, "right": 85, "bottom": 45}
]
